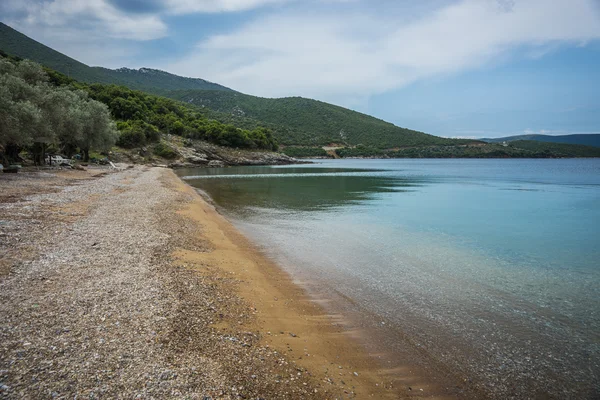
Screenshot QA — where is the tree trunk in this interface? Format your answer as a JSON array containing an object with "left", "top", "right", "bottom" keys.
[
  {"left": 5, "top": 143, "right": 22, "bottom": 164},
  {"left": 62, "top": 143, "right": 77, "bottom": 158},
  {"left": 83, "top": 148, "right": 90, "bottom": 162}
]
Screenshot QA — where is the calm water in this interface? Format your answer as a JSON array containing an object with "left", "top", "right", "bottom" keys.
[{"left": 177, "top": 159, "right": 600, "bottom": 398}]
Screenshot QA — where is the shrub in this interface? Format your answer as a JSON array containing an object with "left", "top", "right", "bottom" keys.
[
  {"left": 153, "top": 141, "right": 178, "bottom": 159},
  {"left": 117, "top": 130, "right": 146, "bottom": 148}
]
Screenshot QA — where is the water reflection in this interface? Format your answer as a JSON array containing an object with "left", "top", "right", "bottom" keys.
[{"left": 177, "top": 166, "right": 425, "bottom": 214}]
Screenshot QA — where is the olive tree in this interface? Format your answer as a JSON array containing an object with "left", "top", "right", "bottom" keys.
[
  {"left": 0, "top": 72, "right": 45, "bottom": 163},
  {"left": 0, "top": 58, "right": 118, "bottom": 164},
  {"left": 77, "top": 99, "right": 119, "bottom": 162}
]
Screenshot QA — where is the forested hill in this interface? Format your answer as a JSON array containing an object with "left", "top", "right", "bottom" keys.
[
  {"left": 168, "top": 90, "right": 470, "bottom": 147},
  {"left": 0, "top": 22, "right": 231, "bottom": 93},
  {"left": 480, "top": 133, "right": 600, "bottom": 148},
  {"left": 0, "top": 22, "right": 473, "bottom": 149}
]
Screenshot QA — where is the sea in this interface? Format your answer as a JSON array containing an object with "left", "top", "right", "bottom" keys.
[{"left": 177, "top": 159, "right": 600, "bottom": 399}]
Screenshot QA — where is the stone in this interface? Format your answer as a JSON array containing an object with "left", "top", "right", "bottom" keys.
[
  {"left": 186, "top": 156, "right": 209, "bottom": 165},
  {"left": 208, "top": 160, "right": 225, "bottom": 168}
]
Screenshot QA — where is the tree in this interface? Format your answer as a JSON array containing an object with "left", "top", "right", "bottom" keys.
[
  {"left": 0, "top": 68, "right": 45, "bottom": 163},
  {"left": 78, "top": 99, "right": 118, "bottom": 161}
]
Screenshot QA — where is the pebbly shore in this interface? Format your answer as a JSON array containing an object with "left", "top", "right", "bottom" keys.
[{"left": 0, "top": 167, "right": 403, "bottom": 399}]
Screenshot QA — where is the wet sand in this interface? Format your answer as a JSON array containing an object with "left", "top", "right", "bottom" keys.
[{"left": 169, "top": 171, "right": 463, "bottom": 399}]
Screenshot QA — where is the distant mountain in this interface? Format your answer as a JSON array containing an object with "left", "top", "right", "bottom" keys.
[
  {"left": 0, "top": 22, "right": 231, "bottom": 93},
  {"left": 480, "top": 134, "right": 600, "bottom": 148}
]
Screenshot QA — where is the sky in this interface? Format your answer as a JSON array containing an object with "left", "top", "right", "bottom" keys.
[{"left": 1, "top": 0, "right": 600, "bottom": 138}]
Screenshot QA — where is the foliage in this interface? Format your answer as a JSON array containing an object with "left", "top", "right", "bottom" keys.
[
  {"left": 481, "top": 134, "right": 600, "bottom": 148},
  {"left": 0, "top": 58, "right": 117, "bottom": 163},
  {"left": 115, "top": 121, "right": 159, "bottom": 148},
  {"left": 349, "top": 142, "right": 600, "bottom": 158},
  {"left": 84, "top": 83, "right": 278, "bottom": 151},
  {"left": 116, "top": 129, "right": 146, "bottom": 148},
  {"left": 165, "top": 90, "right": 481, "bottom": 149},
  {"left": 295, "top": 142, "right": 600, "bottom": 159},
  {"left": 507, "top": 140, "right": 600, "bottom": 157},
  {"left": 281, "top": 147, "right": 329, "bottom": 158},
  {"left": 153, "top": 141, "right": 178, "bottom": 159}
]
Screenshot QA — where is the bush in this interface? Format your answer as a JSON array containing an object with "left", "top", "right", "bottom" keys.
[
  {"left": 117, "top": 130, "right": 146, "bottom": 148},
  {"left": 153, "top": 141, "right": 178, "bottom": 159}
]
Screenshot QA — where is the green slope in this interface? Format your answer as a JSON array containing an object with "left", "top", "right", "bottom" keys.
[
  {"left": 480, "top": 133, "right": 600, "bottom": 148},
  {"left": 167, "top": 90, "right": 469, "bottom": 147},
  {"left": 0, "top": 22, "right": 231, "bottom": 92}
]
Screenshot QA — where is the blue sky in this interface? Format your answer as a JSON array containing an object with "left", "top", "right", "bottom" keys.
[{"left": 1, "top": 0, "right": 599, "bottom": 138}]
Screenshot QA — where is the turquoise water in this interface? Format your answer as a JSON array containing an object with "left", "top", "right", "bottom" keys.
[{"left": 177, "top": 159, "right": 600, "bottom": 398}]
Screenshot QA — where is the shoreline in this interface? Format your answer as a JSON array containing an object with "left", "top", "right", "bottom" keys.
[
  {"left": 169, "top": 170, "right": 418, "bottom": 399},
  {"left": 169, "top": 170, "right": 472, "bottom": 399},
  {"left": 1, "top": 166, "right": 452, "bottom": 399}
]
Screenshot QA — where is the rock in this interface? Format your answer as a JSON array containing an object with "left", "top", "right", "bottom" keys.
[
  {"left": 186, "top": 156, "right": 209, "bottom": 165},
  {"left": 168, "top": 162, "right": 194, "bottom": 169},
  {"left": 208, "top": 160, "right": 225, "bottom": 168}
]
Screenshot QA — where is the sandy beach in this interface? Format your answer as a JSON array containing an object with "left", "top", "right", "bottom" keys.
[{"left": 0, "top": 166, "right": 447, "bottom": 399}]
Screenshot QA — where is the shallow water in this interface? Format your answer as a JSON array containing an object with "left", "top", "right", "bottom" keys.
[{"left": 177, "top": 159, "right": 600, "bottom": 398}]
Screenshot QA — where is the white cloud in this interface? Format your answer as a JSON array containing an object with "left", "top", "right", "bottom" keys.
[
  {"left": 1, "top": 0, "right": 169, "bottom": 67},
  {"left": 166, "top": 0, "right": 600, "bottom": 100},
  {"left": 163, "top": 0, "right": 288, "bottom": 14},
  {"left": 4, "top": 0, "right": 168, "bottom": 41}
]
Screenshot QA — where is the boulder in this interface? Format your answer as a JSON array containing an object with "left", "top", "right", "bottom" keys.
[
  {"left": 186, "top": 156, "right": 209, "bottom": 165},
  {"left": 208, "top": 160, "right": 225, "bottom": 168},
  {"left": 168, "top": 161, "right": 195, "bottom": 169}
]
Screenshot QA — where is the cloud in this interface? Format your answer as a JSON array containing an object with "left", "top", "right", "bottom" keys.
[
  {"left": 3, "top": 0, "right": 167, "bottom": 41},
  {"left": 1, "top": 0, "right": 169, "bottom": 67},
  {"left": 166, "top": 0, "right": 600, "bottom": 100},
  {"left": 162, "top": 0, "right": 289, "bottom": 14}
]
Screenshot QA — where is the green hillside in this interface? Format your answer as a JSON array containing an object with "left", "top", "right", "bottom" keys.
[
  {"left": 0, "top": 22, "right": 231, "bottom": 93},
  {"left": 167, "top": 90, "right": 469, "bottom": 147},
  {"left": 480, "top": 133, "right": 600, "bottom": 148}
]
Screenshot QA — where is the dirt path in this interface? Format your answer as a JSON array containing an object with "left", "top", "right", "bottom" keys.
[{"left": 0, "top": 167, "right": 425, "bottom": 399}]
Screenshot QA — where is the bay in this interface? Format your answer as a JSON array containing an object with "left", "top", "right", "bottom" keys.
[{"left": 177, "top": 159, "right": 600, "bottom": 398}]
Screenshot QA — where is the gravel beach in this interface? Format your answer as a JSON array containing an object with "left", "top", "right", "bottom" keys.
[{"left": 0, "top": 167, "right": 407, "bottom": 399}]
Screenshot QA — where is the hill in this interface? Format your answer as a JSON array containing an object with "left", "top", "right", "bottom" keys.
[
  {"left": 0, "top": 22, "right": 231, "bottom": 93},
  {"left": 480, "top": 133, "right": 600, "bottom": 148},
  {"left": 166, "top": 89, "right": 468, "bottom": 147},
  {"left": 0, "top": 22, "right": 473, "bottom": 149}
]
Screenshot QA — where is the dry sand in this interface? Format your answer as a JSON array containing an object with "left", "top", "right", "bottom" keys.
[{"left": 0, "top": 166, "right": 449, "bottom": 399}]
